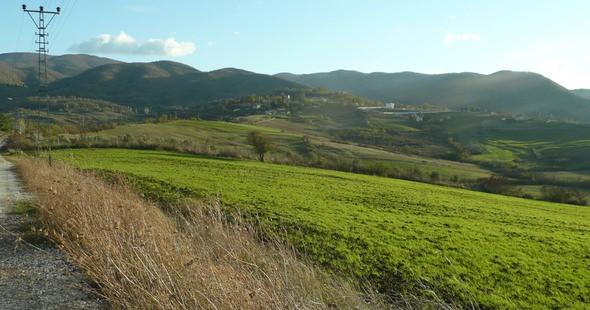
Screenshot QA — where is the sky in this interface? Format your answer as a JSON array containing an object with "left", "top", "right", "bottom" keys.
[{"left": 1, "top": 0, "right": 589, "bottom": 89}]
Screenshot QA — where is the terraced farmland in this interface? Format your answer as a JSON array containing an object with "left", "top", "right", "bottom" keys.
[{"left": 54, "top": 148, "right": 590, "bottom": 309}]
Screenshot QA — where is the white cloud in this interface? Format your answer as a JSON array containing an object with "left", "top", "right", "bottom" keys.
[
  {"left": 69, "top": 32, "right": 196, "bottom": 57},
  {"left": 443, "top": 33, "right": 482, "bottom": 45}
]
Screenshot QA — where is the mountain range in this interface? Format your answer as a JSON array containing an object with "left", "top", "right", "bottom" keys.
[
  {"left": 1, "top": 52, "right": 589, "bottom": 121},
  {"left": 573, "top": 89, "right": 590, "bottom": 99},
  {"left": 0, "top": 53, "right": 120, "bottom": 87},
  {"left": 48, "top": 61, "right": 304, "bottom": 108},
  {"left": 277, "top": 70, "right": 590, "bottom": 121},
  {"left": 0, "top": 53, "right": 304, "bottom": 110}
]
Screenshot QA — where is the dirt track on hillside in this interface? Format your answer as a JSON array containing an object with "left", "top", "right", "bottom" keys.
[{"left": 0, "top": 156, "right": 108, "bottom": 310}]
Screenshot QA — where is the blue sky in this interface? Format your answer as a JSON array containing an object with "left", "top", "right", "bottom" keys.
[{"left": 1, "top": 0, "right": 589, "bottom": 88}]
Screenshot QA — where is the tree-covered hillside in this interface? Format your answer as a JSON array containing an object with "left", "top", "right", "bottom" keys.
[
  {"left": 47, "top": 62, "right": 306, "bottom": 109},
  {"left": 277, "top": 70, "right": 590, "bottom": 122},
  {"left": 0, "top": 53, "right": 120, "bottom": 87}
]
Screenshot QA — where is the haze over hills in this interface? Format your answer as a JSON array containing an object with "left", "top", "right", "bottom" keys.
[
  {"left": 2, "top": 52, "right": 590, "bottom": 121},
  {"left": 47, "top": 61, "right": 306, "bottom": 109},
  {"left": 277, "top": 70, "right": 590, "bottom": 122},
  {"left": 0, "top": 53, "right": 120, "bottom": 87},
  {"left": 573, "top": 89, "right": 590, "bottom": 99},
  {"left": 0, "top": 53, "right": 306, "bottom": 110}
]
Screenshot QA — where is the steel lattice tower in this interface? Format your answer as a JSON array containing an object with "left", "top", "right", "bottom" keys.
[
  {"left": 22, "top": 4, "right": 61, "bottom": 96},
  {"left": 22, "top": 4, "right": 61, "bottom": 164}
]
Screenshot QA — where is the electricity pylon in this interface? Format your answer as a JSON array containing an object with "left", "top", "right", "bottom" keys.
[{"left": 22, "top": 4, "right": 61, "bottom": 165}]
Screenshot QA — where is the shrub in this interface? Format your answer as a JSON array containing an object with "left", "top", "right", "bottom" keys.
[
  {"left": 403, "top": 167, "right": 424, "bottom": 181},
  {"left": 541, "top": 186, "right": 587, "bottom": 206},
  {"left": 4, "top": 133, "right": 35, "bottom": 151},
  {"left": 429, "top": 171, "right": 441, "bottom": 183},
  {"left": 366, "top": 162, "right": 390, "bottom": 177},
  {"left": 478, "top": 176, "right": 519, "bottom": 195},
  {"left": 0, "top": 113, "right": 12, "bottom": 131}
]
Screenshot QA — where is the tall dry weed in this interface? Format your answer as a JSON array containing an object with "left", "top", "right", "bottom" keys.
[{"left": 15, "top": 158, "right": 385, "bottom": 309}]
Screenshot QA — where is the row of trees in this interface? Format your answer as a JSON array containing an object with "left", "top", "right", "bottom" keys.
[
  {"left": 208, "top": 131, "right": 590, "bottom": 207},
  {"left": 196, "top": 88, "right": 381, "bottom": 120},
  {"left": 3, "top": 105, "right": 588, "bottom": 207},
  {"left": 477, "top": 175, "right": 587, "bottom": 206}
]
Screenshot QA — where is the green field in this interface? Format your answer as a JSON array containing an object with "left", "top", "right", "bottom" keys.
[
  {"left": 98, "top": 120, "right": 291, "bottom": 152},
  {"left": 94, "top": 119, "right": 492, "bottom": 181},
  {"left": 443, "top": 114, "right": 590, "bottom": 172},
  {"left": 54, "top": 148, "right": 590, "bottom": 309}
]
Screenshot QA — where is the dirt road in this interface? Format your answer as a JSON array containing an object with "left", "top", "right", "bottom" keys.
[
  {"left": 0, "top": 156, "right": 24, "bottom": 217},
  {"left": 0, "top": 156, "right": 108, "bottom": 309}
]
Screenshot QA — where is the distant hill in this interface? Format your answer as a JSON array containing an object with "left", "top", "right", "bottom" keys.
[
  {"left": 0, "top": 53, "right": 120, "bottom": 86},
  {"left": 573, "top": 89, "right": 590, "bottom": 99},
  {"left": 3, "top": 52, "right": 587, "bottom": 120},
  {"left": 277, "top": 70, "right": 590, "bottom": 122},
  {"left": 0, "top": 61, "right": 24, "bottom": 86},
  {"left": 0, "top": 55, "right": 305, "bottom": 111},
  {"left": 48, "top": 61, "right": 306, "bottom": 109}
]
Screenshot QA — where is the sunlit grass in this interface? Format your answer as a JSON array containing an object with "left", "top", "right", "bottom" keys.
[{"left": 55, "top": 148, "right": 590, "bottom": 309}]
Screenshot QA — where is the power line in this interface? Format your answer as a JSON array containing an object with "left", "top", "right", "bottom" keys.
[
  {"left": 51, "top": 0, "right": 76, "bottom": 49},
  {"left": 9, "top": 12, "right": 25, "bottom": 84},
  {"left": 22, "top": 4, "right": 61, "bottom": 95},
  {"left": 22, "top": 4, "right": 62, "bottom": 165},
  {"left": 48, "top": 1, "right": 67, "bottom": 45},
  {"left": 15, "top": 11, "right": 24, "bottom": 51}
]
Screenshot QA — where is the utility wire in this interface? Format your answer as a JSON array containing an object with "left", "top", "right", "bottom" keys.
[
  {"left": 51, "top": 0, "right": 67, "bottom": 30},
  {"left": 10, "top": 12, "right": 26, "bottom": 84},
  {"left": 15, "top": 11, "right": 25, "bottom": 52},
  {"left": 51, "top": 0, "right": 77, "bottom": 49}
]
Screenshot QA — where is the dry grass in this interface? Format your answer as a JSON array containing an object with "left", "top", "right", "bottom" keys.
[{"left": 15, "top": 157, "right": 387, "bottom": 309}]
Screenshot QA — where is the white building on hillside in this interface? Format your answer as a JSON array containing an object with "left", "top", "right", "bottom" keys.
[{"left": 385, "top": 102, "right": 396, "bottom": 109}]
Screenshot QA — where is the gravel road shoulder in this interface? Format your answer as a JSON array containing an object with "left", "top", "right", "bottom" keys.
[{"left": 0, "top": 156, "right": 108, "bottom": 310}]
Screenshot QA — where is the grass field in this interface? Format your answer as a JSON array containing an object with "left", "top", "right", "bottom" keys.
[
  {"left": 540, "top": 171, "right": 590, "bottom": 183},
  {"left": 443, "top": 114, "right": 590, "bottom": 172},
  {"left": 98, "top": 120, "right": 293, "bottom": 153},
  {"left": 54, "top": 148, "right": 590, "bottom": 309},
  {"left": 95, "top": 119, "right": 492, "bottom": 182}
]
